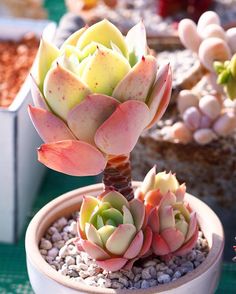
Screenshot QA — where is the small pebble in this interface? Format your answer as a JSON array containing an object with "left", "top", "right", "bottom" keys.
[
  {"left": 47, "top": 248, "right": 59, "bottom": 259},
  {"left": 141, "top": 280, "right": 150, "bottom": 289},
  {"left": 158, "top": 274, "right": 171, "bottom": 284},
  {"left": 40, "top": 239, "right": 52, "bottom": 250}
]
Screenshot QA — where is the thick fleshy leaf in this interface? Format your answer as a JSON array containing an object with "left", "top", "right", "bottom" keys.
[
  {"left": 34, "top": 38, "right": 60, "bottom": 92},
  {"left": 97, "top": 225, "right": 116, "bottom": 246},
  {"left": 161, "top": 228, "right": 185, "bottom": 252},
  {"left": 89, "top": 202, "right": 111, "bottom": 227},
  {"left": 43, "top": 64, "right": 91, "bottom": 121},
  {"left": 30, "top": 75, "right": 49, "bottom": 110},
  {"left": 126, "top": 21, "right": 147, "bottom": 66},
  {"left": 28, "top": 105, "right": 75, "bottom": 143},
  {"left": 146, "top": 64, "right": 172, "bottom": 128},
  {"left": 77, "top": 19, "right": 128, "bottom": 58},
  {"left": 81, "top": 47, "right": 131, "bottom": 96},
  {"left": 148, "top": 207, "right": 159, "bottom": 233},
  {"left": 144, "top": 190, "right": 162, "bottom": 207},
  {"left": 61, "top": 27, "right": 87, "bottom": 49},
  {"left": 67, "top": 94, "right": 119, "bottom": 145},
  {"left": 175, "top": 184, "right": 186, "bottom": 202},
  {"left": 80, "top": 41, "right": 106, "bottom": 59},
  {"left": 85, "top": 223, "right": 103, "bottom": 247},
  {"left": 139, "top": 226, "right": 153, "bottom": 256},
  {"left": 102, "top": 191, "right": 129, "bottom": 211},
  {"left": 81, "top": 239, "right": 110, "bottom": 260},
  {"left": 152, "top": 233, "right": 170, "bottom": 255},
  {"left": 101, "top": 208, "right": 123, "bottom": 225},
  {"left": 96, "top": 258, "right": 128, "bottom": 272},
  {"left": 122, "top": 205, "right": 134, "bottom": 225},
  {"left": 95, "top": 100, "right": 150, "bottom": 155},
  {"left": 159, "top": 191, "right": 177, "bottom": 209},
  {"left": 112, "top": 55, "right": 157, "bottom": 102},
  {"left": 140, "top": 166, "right": 157, "bottom": 195},
  {"left": 159, "top": 206, "right": 175, "bottom": 231},
  {"left": 80, "top": 196, "right": 99, "bottom": 231},
  {"left": 38, "top": 140, "right": 107, "bottom": 176},
  {"left": 185, "top": 212, "right": 197, "bottom": 242},
  {"left": 129, "top": 198, "right": 145, "bottom": 231},
  {"left": 174, "top": 227, "right": 198, "bottom": 256},
  {"left": 175, "top": 219, "right": 188, "bottom": 237},
  {"left": 155, "top": 172, "right": 179, "bottom": 196},
  {"left": 106, "top": 224, "right": 136, "bottom": 255},
  {"left": 124, "top": 231, "right": 144, "bottom": 259}
]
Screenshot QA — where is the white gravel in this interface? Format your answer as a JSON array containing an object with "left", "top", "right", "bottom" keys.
[{"left": 39, "top": 215, "right": 209, "bottom": 290}]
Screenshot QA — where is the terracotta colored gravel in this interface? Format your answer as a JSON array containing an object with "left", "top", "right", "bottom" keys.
[{"left": 0, "top": 33, "right": 39, "bottom": 108}]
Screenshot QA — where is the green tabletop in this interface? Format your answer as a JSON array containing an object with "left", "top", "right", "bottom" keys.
[{"left": 0, "top": 1, "right": 235, "bottom": 293}]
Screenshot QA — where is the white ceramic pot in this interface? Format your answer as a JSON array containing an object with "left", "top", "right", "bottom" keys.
[{"left": 25, "top": 183, "right": 224, "bottom": 294}]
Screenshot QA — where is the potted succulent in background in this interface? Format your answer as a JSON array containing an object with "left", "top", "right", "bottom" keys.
[{"left": 25, "top": 19, "right": 224, "bottom": 293}]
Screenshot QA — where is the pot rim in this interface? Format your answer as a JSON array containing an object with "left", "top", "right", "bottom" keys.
[{"left": 25, "top": 182, "right": 224, "bottom": 293}]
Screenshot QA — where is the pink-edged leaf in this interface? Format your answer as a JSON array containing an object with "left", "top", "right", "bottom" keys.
[
  {"left": 125, "top": 21, "right": 147, "bottom": 66},
  {"left": 67, "top": 94, "right": 119, "bottom": 145},
  {"left": 148, "top": 207, "right": 159, "bottom": 233},
  {"left": 161, "top": 228, "right": 185, "bottom": 252},
  {"left": 80, "top": 239, "right": 110, "bottom": 260},
  {"left": 38, "top": 140, "right": 107, "bottom": 176},
  {"left": 159, "top": 206, "right": 175, "bottom": 231},
  {"left": 175, "top": 183, "right": 186, "bottom": 202},
  {"left": 106, "top": 224, "right": 136, "bottom": 255},
  {"left": 96, "top": 258, "right": 128, "bottom": 272},
  {"left": 124, "top": 231, "right": 144, "bottom": 259},
  {"left": 174, "top": 227, "right": 199, "bottom": 256},
  {"left": 159, "top": 191, "right": 176, "bottom": 209},
  {"left": 95, "top": 100, "right": 150, "bottom": 155},
  {"left": 30, "top": 74, "right": 49, "bottom": 110},
  {"left": 139, "top": 226, "right": 153, "bottom": 257},
  {"left": 152, "top": 233, "right": 170, "bottom": 255},
  {"left": 144, "top": 189, "right": 163, "bottom": 207},
  {"left": 134, "top": 187, "right": 144, "bottom": 201},
  {"left": 129, "top": 198, "right": 145, "bottom": 231},
  {"left": 28, "top": 105, "right": 75, "bottom": 143},
  {"left": 185, "top": 212, "right": 198, "bottom": 242},
  {"left": 140, "top": 165, "right": 157, "bottom": 195},
  {"left": 112, "top": 55, "right": 157, "bottom": 102},
  {"left": 146, "top": 65, "right": 172, "bottom": 128}
]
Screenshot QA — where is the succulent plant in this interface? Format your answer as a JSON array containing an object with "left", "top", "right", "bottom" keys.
[
  {"left": 76, "top": 191, "right": 152, "bottom": 271},
  {"left": 214, "top": 54, "right": 236, "bottom": 100},
  {"left": 136, "top": 167, "right": 198, "bottom": 258},
  {"left": 29, "top": 19, "right": 172, "bottom": 177}
]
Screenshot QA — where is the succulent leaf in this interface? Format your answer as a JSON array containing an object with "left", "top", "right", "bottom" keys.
[
  {"left": 112, "top": 55, "right": 157, "bottom": 102},
  {"left": 106, "top": 224, "right": 136, "bottom": 255},
  {"left": 34, "top": 38, "right": 60, "bottom": 92},
  {"left": 102, "top": 191, "right": 129, "bottom": 211},
  {"left": 43, "top": 63, "right": 91, "bottom": 120},
  {"left": 81, "top": 47, "right": 131, "bottom": 96},
  {"left": 80, "top": 196, "right": 100, "bottom": 232},
  {"left": 85, "top": 223, "right": 103, "bottom": 247},
  {"left": 77, "top": 19, "right": 128, "bottom": 58},
  {"left": 97, "top": 225, "right": 116, "bottom": 245}
]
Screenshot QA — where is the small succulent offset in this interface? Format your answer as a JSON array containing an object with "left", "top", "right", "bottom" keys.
[
  {"left": 136, "top": 167, "right": 198, "bottom": 258},
  {"left": 29, "top": 19, "right": 172, "bottom": 177},
  {"left": 214, "top": 54, "right": 236, "bottom": 100},
  {"left": 76, "top": 191, "right": 152, "bottom": 271}
]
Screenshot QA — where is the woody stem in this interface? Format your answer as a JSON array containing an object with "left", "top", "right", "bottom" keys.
[{"left": 103, "top": 154, "right": 134, "bottom": 201}]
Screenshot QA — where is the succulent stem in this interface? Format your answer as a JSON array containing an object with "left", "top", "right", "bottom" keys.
[{"left": 103, "top": 154, "right": 134, "bottom": 201}]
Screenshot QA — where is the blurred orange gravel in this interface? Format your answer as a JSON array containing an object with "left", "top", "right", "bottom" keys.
[{"left": 0, "top": 33, "right": 39, "bottom": 108}]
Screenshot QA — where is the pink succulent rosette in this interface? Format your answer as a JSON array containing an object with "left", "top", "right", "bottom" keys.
[
  {"left": 29, "top": 20, "right": 172, "bottom": 176},
  {"left": 136, "top": 167, "right": 199, "bottom": 258},
  {"left": 75, "top": 191, "right": 152, "bottom": 272}
]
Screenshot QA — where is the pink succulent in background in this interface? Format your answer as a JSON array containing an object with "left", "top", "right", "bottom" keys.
[
  {"left": 75, "top": 190, "right": 152, "bottom": 271},
  {"left": 136, "top": 167, "right": 198, "bottom": 258},
  {"left": 28, "top": 19, "right": 172, "bottom": 177}
]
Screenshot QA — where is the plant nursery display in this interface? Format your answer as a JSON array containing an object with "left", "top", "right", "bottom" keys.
[{"left": 25, "top": 18, "right": 224, "bottom": 293}]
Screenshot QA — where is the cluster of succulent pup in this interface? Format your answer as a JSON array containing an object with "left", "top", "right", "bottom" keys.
[
  {"left": 169, "top": 11, "right": 236, "bottom": 145},
  {"left": 75, "top": 167, "right": 198, "bottom": 272}
]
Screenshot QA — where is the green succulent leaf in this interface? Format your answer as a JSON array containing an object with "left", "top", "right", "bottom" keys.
[
  {"left": 217, "top": 69, "right": 231, "bottom": 85},
  {"left": 101, "top": 208, "right": 123, "bottom": 226},
  {"left": 98, "top": 225, "right": 116, "bottom": 246}
]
